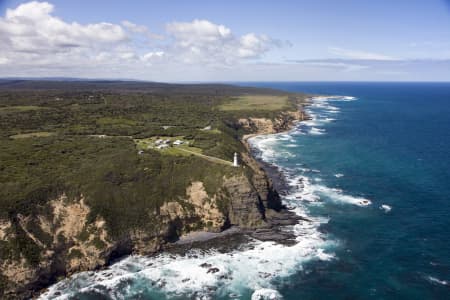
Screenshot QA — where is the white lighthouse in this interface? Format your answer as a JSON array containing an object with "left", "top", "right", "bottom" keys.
[{"left": 233, "top": 152, "right": 239, "bottom": 167}]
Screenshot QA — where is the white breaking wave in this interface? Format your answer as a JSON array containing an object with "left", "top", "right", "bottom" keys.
[
  {"left": 285, "top": 143, "right": 298, "bottom": 148},
  {"left": 380, "top": 204, "right": 392, "bottom": 212},
  {"left": 427, "top": 276, "right": 448, "bottom": 286},
  {"left": 324, "top": 117, "right": 336, "bottom": 122},
  {"left": 309, "top": 127, "right": 325, "bottom": 135},
  {"left": 313, "top": 95, "right": 358, "bottom": 102},
  {"left": 298, "top": 95, "right": 357, "bottom": 136},
  {"left": 334, "top": 173, "right": 344, "bottom": 178},
  {"left": 284, "top": 174, "right": 371, "bottom": 207},
  {"left": 313, "top": 184, "right": 371, "bottom": 206},
  {"left": 251, "top": 288, "right": 283, "bottom": 300}
]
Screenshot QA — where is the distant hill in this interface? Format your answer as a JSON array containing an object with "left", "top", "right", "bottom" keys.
[{"left": 0, "top": 78, "right": 287, "bottom": 96}]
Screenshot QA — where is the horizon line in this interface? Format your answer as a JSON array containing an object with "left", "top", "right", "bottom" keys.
[{"left": 2, "top": 77, "right": 450, "bottom": 84}]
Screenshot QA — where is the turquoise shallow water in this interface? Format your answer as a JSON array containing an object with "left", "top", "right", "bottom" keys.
[{"left": 41, "top": 82, "right": 450, "bottom": 300}]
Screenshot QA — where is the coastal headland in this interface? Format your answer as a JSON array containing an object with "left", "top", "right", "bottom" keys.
[{"left": 0, "top": 80, "right": 309, "bottom": 298}]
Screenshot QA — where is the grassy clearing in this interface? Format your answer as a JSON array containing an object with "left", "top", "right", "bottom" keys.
[
  {"left": 204, "top": 128, "right": 221, "bottom": 134},
  {"left": 161, "top": 145, "right": 203, "bottom": 157},
  {"left": 0, "top": 106, "right": 46, "bottom": 112},
  {"left": 219, "top": 94, "right": 290, "bottom": 111},
  {"left": 174, "top": 148, "right": 233, "bottom": 166},
  {"left": 10, "top": 132, "right": 55, "bottom": 139}
]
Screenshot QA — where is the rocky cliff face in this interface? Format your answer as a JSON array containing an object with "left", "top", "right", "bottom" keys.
[
  {"left": 239, "top": 110, "right": 304, "bottom": 137},
  {"left": 0, "top": 166, "right": 283, "bottom": 299},
  {"left": 0, "top": 195, "right": 119, "bottom": 298}
]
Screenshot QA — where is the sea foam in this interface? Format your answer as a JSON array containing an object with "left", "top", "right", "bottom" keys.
[{"left": 427, "top": 275, "right": 448, "bottom": 286}]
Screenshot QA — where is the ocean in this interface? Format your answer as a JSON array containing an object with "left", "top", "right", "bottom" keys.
[{"left": 41, "top": 82, "right": 450, "bottom": 300}]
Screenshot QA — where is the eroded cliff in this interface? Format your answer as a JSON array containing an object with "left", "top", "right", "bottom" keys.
[{"left": 0, "top": 160, "right": 284, "bottom": 299}]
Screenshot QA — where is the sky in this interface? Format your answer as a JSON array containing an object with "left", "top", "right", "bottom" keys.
[{"left": 1, "top": 0, "right": 450, "bottom": 82}]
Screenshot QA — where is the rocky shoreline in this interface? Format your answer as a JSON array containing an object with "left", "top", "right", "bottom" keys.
[{"left": 164, "top": 103, "right": 311, "bottom": 254}]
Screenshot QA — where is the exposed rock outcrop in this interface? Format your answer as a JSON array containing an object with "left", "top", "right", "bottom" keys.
[
  {"left": 223, "top": 175, "right": 265, "bottom": 228},
  {"left": 0, "top": 195, "right": 116, "bottom": 298},
  {"left": 239, "top": 109, "right": 305, "bottom": 139},
  {"left": 0, "top": 170, "right": 281, "bottom": 298}
]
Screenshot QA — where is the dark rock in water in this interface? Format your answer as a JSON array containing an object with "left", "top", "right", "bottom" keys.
[
  {"left": 259, "top": 272, "right": 272, "bottom": 278},
  {"left": 207, "top": 267, "right": 220, "bottom": 274},
  {"left": 269, "top": 218, "right": 299, "bottom": 226},
  {"left": 157, "top": 280, "right": 166, "bottom": 288},
  {"left": 250, "top": 220, "right": 297, "bottom": 245},
  {"left": 182, "top": 278, "right": 190, "bottom": 283},
  {"left": 200, "top": 263, "right": 212, "bottom": 268}
]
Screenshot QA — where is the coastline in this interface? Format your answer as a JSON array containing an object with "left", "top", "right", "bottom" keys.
[
  {"left": 173, "top": 99, "right": 312, "bottom": 246},
  {"left": 242, "top": 100, "right": 311, "bottom": 199},
  {"left": 170, "top": 100, "right": 311, "bottom": 246},
  {"left": 37, "top": 98, "right": 312, "bottom": 299}
]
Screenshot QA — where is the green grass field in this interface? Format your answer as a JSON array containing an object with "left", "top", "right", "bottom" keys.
[
  {"left": 161, "top": 145, "right": 204, "bottom": 157},
  {"left": 219, "top": 94, "right": 290, "bottom": 111},
  {"left": 0, "top": 106, "right": 47, "bottom": 112},
  {"left": 9, "top": 132, "right": 55, "bottom": 139}
]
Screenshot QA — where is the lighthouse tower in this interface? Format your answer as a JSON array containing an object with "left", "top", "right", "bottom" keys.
[{"left": 233, "top": 152, "right": 239, "bottom": 167}]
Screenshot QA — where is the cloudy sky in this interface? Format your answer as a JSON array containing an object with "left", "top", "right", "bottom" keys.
[{"left": 1, "top": 0, "right": 450, "bottom": 81}]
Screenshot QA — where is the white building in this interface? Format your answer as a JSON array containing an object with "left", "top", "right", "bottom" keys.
[
  {"left": 233, "top": 152, "right": 239, "bottom": 167},
  {"left": 173, "top": 139, "right": 184, "bottom": 145},
  {"left": 156, "top": 144, "right": 169, "bottom": 149}
]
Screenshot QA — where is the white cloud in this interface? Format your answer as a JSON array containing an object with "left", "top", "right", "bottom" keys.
[
  {"left": 238, "top": 33, "right": 272, "bottom": 58},
  {"left": 0, "top": 1, "right": 172, "bottom": 71},
  {"left": 0, "top": 1, "right": 127, "bottom": 52},
  {"left": 329, "top": 47, "right": 397, "bottom": 61},
  {"left": 122, "top": 20, "right": 163, "bottom": 40},
  {"left": 142, "top": 51, "right": 164, "bottom": 62},
  {"left": 0, "top": 3, "right": 285, "bottom": 77},
  {"left": 300, "top": 61, "right": 368, "bottom": 72},
  {"left": 165, "top": 19, "right": 281, "bottom": 65},
  {"left": 167, "top": 19, "right": 232, "bottom": 45}
]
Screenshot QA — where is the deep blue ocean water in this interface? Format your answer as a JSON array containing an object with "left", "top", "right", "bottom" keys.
[
  {"left": 244, "top": 82, "right": 450, "bottom": 299},
  {"left": 41, "top": 82, "right": 450, "bottom": 300}
]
